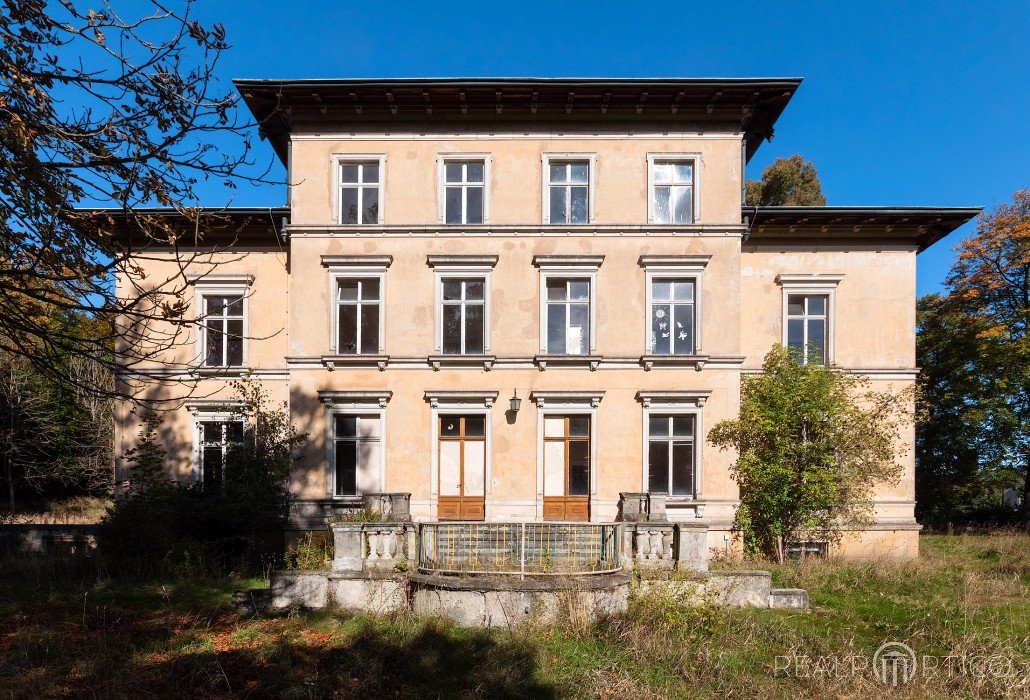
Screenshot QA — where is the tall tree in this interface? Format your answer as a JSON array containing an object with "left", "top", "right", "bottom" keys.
[
  {"left": 945, "top": 189, "right": 1030, "bottom": 525},
  {"left": 0, "top": 0, "right": 273, "bottom": 400},
  {"left": 745, "top": 154, "right": 827, "bottom": 207},
  {"left": 915, "top": 294, "right": 1012, "bottom": 526},
  {"left": 709, "top": 346, "right": 910, "bottom": 562}
]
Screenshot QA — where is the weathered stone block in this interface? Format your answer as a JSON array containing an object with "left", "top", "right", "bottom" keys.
[
  {"left": 769, "top": 588, "right": 809, "bottom": 610},
  {"left": 269, "top": 571, "right": 329, "bottom": 610},
  {"left": 331, "top": 523, "right": 364, "bottom": 572}
]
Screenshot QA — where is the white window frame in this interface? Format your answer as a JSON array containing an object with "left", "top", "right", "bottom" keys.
[
  {"left": 433, "top": 265, "right": 493, "bottom": 354},
  {"left": 530, "top": 391, "right": 604, "bottom": 520},
  {"left": 637, "top": 391, "right": 708, "bottom": 501},
  {"left": 647, "top": 153, "right": 701, "bottom": 224},
  {"left": 643, "top": 268, "right": 705, "bottom": 356},
  {"left": 777, "top": 274, "right": 844, "bottom": 365},
  {"left": 187, "top": 404, "right": 247, "bottom": 487},
  {"left": 534, "top": 256, "right": 603, "bottom": 355},
  {"left": 437, "top": 153, "right": 491, "bottom": 224},
  {"left": 426, "top": 392, "right": 497, "bottom": 513},
  {"left": 319, "top": 391, "right": 391, "bottom": 500},
  {"left": 541, "top": 153, "right": 597, "bottom": 225},
  {"left": 190, "top": 275, "right": 252, "bottom": 369},
  {"left": 324, "top": 257, "right": 391, "bottom": 355},
  {"left": 333, "top": 153, "right": 387, "bottom": 226}
]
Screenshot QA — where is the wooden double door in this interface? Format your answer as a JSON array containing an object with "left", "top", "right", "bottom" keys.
[
  {"left": 437, "top": 414, "right": 486, "bottom": 520},
  {"left": 542, "top": 415, "right": 591, "bottom": 521}
]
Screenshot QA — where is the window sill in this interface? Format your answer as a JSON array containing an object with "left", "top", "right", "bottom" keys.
[
  {"left": 427, "top": 354, "right": 496, "bottom": 371},
  {"left": 191, "top": 366, "right": 252, "bottom": 378},
  {"left": 321, "top": 354, "right": 390, "bottom": 371},
  {"left": 534, "top": 354, "right": 603, "bottom": 371},
  {"left": 640, "top": 354, "right": 710, "bottom": 371}
]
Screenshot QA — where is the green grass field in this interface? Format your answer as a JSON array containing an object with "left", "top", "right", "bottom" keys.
[{"left": 1, "top": 533, "right": 1028, "bottom": 698}]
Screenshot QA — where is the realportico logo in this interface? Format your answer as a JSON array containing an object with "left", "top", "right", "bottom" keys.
[
  {"left": 773, "top": 640, "right": 1026, "bottom": 686},
  {"left": 873, "top": 642, "right": 918, "bottom": 687}
]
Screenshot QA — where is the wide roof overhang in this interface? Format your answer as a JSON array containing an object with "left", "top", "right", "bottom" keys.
[
  {"left": 745, "top": 206, "right": 981, "bottom": 251},
  {"left": 233, "top": 77, "right": 803, "bottom": 166}
]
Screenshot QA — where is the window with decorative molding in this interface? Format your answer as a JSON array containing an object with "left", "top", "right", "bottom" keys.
[
  {"left": 547, "top": 160, "right": 590, "bottom": 224},
  {"left": 646, "top": 414, "right": 696, "bottom": 496},
  {"left": 649, "top": 279, "right": 695, "bottom": 355},
  {"left": 786, "top": 294, "right": 828, "bottom": 365},
  {"left": 339, "top": 160, "right": 381, "bottom": 225},
  {"left": 197, "top": 419, "right": 244, "bottom": 491},
  {"left": 441, "top": 278, "right": 486, "bottom": 354},
  {"left": 336, "top": 278, "right": 381, "bottom": 355},
  {"left": 200, "top": 295, "right": 244, "bottom": 367},
  {"left": 443, "top": 160, "right": 485, "bottom": 224},
  {"left": 649, "top": 159, "right": 695, "bottom": 224},
  {"left": 545, "top": 278, "right": 591, "bottom": 355},
  {"left": 332, "top": 414, "right": 382, "bottom": 497}
]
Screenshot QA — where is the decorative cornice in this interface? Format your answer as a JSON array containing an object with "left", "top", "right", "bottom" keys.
[
  {"left": 640, "top": 354, "right": 710, "bottom": 371},
  {"left": 424, "top": 390, "right": 499, "bottom": 408},
  {"left": 532, "top": 254, "right": 605, "bottom": 269},
  {"left": 636, "top": 390, "right": 712, "bottom": 408},
  {"left": 637, "top": 254, "right": 712, "bottom": 268},
  {"left": 534, "top": 354, "right": 603, "bottom": 371},
  {"left": 321, "top": 355, "right": 390, "bottom": 371},
  {"left": 186, "top": 273, "right": 254, "bottom": 286},
  {"left": 426, "top": 255, "right": 498, "bottom": 268},
  {"left": 318, "top": 389, "right": 392, "bottom": 408},
  {"left": 427, "top": 354, "right": 496, "bottom": 371},
  {"left": 775, "top": 273, "right": 845, "bottom": 286},
  {"left": 320, "top": 254, "right": 393, "bottom": 269},
  {"left": 529, "top": 390, "right": 605, "bottom": 408}
]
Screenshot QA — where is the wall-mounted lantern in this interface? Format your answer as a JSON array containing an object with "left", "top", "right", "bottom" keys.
[{"left": 509, "top": 389, "right": 522, "bottom": 415}]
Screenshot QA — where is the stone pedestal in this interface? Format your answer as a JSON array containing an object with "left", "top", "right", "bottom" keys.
[
  {"left": 364, "top": 492, "right": 412, "bottom": 522},
  {"left": 331, "top": 523, "right": 364, "bottom": 572},
  {"left": 618, "top": 492, "right": 668, "bottom": 522}
]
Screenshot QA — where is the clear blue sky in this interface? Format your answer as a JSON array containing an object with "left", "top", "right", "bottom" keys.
[{"left": 181, "top": 0, "right": 1028, "bottom": 296}]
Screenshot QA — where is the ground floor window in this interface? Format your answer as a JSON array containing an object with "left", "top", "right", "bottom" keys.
[
  {"left": 646, "top": 413, "right": 696, "bottom": 496},
  {"left": 197, "top": 419, "right": 244, "bottom": 491},
  {"left": 332, "top": 413, "right": 382, "bottom": 496}
]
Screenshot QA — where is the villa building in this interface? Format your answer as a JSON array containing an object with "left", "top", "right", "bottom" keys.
[{"left": 112, "top": 78, "right": 977, "bottom": 561}]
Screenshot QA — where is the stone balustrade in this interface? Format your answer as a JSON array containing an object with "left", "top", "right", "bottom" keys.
[{"left": 331, "top": 522, "right": 417, "bottom": 573}]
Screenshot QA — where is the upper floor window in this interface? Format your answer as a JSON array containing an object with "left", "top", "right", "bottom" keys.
[
  {"left": 650, "top": 279, "right": 695, "bottom": 355},
  {"left": 443, "top": 160, "right": 486, "bottom": 224},
  {"left": 648, "top": 155, "right": 697, "bottom": 224},
  {"left": 201, "top": 295, "right": 244, "bottom": 367},
  {"left": 545, "top": 278, "right": 590, "bottom": 355},
  {"left": 647, "top": 414, "right": 695, "bottom": 496},
  {"left": 786, "top": 294, "right": 828, "bottom": 365},
  {"left": 339, "top": 160, "right": 381, "bottom": 225},
  {"left": 336, "top": 278, "right": 381, "bottom": 355},
  {"left": 441, "top": 278, "right": 486, "bottom": 354},
  {"left": 545, "top": 156, "right": 593, "bottom": 224},
  {"left": 777, "top": 274, "right": 842, "bottom": 367}
]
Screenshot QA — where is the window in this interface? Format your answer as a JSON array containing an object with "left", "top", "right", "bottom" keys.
[
  {"left": 650, "top": 159, "right": 695, "bottom": 224},
  {"left": 786, "top": 294, "right": 828, "bottom": 365},
  {"left": 545, "top": 278, "right": 590, "bottom": 355},
  {"left": 646, "top": 414, "right": 695, "bottom": 496},
  {"left": 332, "top": 414, "right": 382, "bottom": 496},
  {"left": 649, "top": 279, "right": 695, "bottom": 355},
  {"left": 777, "top": 274, "right": 842, "bottom": 366},
  {"left": 547, "top": 160, "right": 590, "bottom": 224},
  {"left": 443, "top": 160, "right": 485, "bottom": 224},
  {"left": 201, "top": 295, "right": 244, "bottom": 367},
  {"left": 339, "top": 160, "right": 381, "bottom": 225},
  {"left": 197, "top": 419, "right": 244, "bottom": 490},
  {"left": 336, "top": 278, "right": 381, "bottom": 354},
  {"left": 441, "top": 278, "right": 485, "bottom": 354}
]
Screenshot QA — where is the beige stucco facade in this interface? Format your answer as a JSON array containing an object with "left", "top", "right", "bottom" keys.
[{"left": 112, "top": 78, "right": 974, "bottom": 561}]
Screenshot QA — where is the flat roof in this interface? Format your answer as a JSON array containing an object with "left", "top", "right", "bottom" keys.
[
  {"left": 234, "top": 77, "right": 803, "bottom": 166},
  {"left": 746, "top": 206, "right": 981, "bottom": 251}
]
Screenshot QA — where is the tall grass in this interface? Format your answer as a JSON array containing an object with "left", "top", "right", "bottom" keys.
[{"left": 1, "top": 532, "right": 1028, "bottom": 698}]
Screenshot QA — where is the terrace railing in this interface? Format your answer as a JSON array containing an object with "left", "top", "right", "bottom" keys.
[{"left": 417, "top": 522, "right": 621, "bottom": 577}]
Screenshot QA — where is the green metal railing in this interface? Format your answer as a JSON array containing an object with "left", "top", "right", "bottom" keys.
[{"left": 418, "top": 522, "right": 621, "bottom": 576}]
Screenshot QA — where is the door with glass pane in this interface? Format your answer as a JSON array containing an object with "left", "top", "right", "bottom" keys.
[
  {"left": 542, "top": 415, "right": 591, "bottom": 521},
  {"left": 437, "top": 415, "right": 486, "bottom": 520}
]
